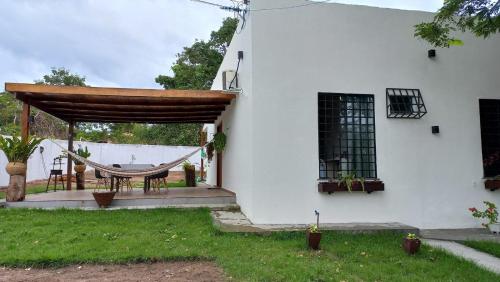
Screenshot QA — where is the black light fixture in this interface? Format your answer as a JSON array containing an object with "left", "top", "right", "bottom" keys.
[
  {"left": 428, "top": 49, "right": 436, "bottom": 58},
  {"left": 432, "top": 126, "right": 440, "bottom": 134}
]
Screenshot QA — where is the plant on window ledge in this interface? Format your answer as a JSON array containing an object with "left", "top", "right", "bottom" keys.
[
  {"left": 318, "top": 172, "right": 384, "bottom": 194},
  {"left": 338, "top": 172, "right": 365, "bottom": 193},
  {"left": 484, "top": 175, "right": 500, "bottom": 191}
]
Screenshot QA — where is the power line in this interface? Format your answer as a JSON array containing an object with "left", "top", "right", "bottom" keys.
[{"left": 249, "top": 0, "right": 332, "bottom": 12}]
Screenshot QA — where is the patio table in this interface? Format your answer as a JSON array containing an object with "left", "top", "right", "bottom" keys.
[{"left": 109, "top": 164, "right": 154, "bottom": 192}]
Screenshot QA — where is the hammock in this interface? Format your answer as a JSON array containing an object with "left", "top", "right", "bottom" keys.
[{"left": 49, "top": 139, "right": 202, "bottom": 177}]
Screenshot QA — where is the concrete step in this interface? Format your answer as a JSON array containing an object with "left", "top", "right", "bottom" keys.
[{"left": 211, "top": 211, "right": 419, "bottom": 234}]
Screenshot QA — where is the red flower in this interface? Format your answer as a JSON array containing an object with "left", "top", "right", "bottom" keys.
[{"left": 469, "top": 207, "right": 477, "bottom": 212}]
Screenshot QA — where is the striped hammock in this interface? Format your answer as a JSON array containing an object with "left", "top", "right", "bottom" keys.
[{"left": 50, "top": 139, "right": 201, "bottom": 177}]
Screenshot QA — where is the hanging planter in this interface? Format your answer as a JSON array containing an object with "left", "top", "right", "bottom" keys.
[
  {"left": 206, "top": 142, "right": 215, "bottom": 162},
  {"left": 213, "top": 132, "right": 226, "bottom": 153}
]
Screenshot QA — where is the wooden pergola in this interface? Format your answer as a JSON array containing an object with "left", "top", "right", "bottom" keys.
[{"left": 5, "top": 83, "right": 236, "bottom": 191}]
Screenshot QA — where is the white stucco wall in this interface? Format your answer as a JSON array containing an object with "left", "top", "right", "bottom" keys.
[
  {"left": 209, "top": 0, "right": 500, "bottom": 229},
  {"left": 206, "top": 13, "right": 256, "bottom": 218},
  {"left": 0, "top": 137, "right": 201, "bottom": 186}
]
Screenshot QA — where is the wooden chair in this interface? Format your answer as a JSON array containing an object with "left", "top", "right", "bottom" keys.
[
  {"left": 112, "top": 164, "right": 133, "bottom": 192},
  {"left": 150, "top": 168, "right": 169, "bottom": 193},
  {"left": 94, "top": 169, "right": 110, "bottom": 191},
  {"left": 46, "top": 156, "right": 65, "bottom": 192}
]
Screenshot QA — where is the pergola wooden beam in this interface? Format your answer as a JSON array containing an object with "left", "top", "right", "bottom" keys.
[
  {"left": 32, "top": 102, "right": 227, "bottom": 112},
  {"left": 7, "top": 83, "right": 233, "bottom": 99},
  {"left": 5, "top": 82, "right": 236, "bottom": 194}
]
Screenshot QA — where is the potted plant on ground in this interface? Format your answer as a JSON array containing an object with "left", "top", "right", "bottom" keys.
[
  {"left": 0, "top": 136, "right": 43, "bottom": 201},
  {"left": 306, "top": 210, "right": 322, "bottom": 250},
  {"left": 73, "top": 146, "right": 91, "bottom": 190},
  {"left": 183, "top": 161, "right": 196, "bottom": 187},
  {"left": 402, "top": 233, "right": 421, "bottom": 254},
  {"left": 469, "top": 201, "right": 499, "bottom": 234}
]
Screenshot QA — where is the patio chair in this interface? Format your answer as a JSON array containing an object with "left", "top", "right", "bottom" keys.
[
  {"left": 94, "top": 169, "right": 110, "bottom": 191},
  {"left": 112, "top": 164, "right": 133, "bottom": 192},
  {"left": 46, "top": 156, "right": 65, "bottom": 192},
  {"left": 150, "top": 167, "right": 169, "bottom": 193}
]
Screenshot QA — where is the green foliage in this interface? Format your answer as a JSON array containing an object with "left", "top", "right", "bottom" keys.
[
  {"left": 182, "top": 161, "right": 195, "bottom": 171},
  {"left": 213, "top": 132, "right": 226, "bottom": 153},
  {"left": 0, "top": 136, "right": 44, "bottom": 163},
  {"left": 35, "top": 67, "right": 87, "bottom": 86},
  {"left": 0, "top": 209, "right": 498, "bottom": 281},
  {"left": 469, "top": 201, "right": 498, "bottom": 226},
  {"left": 308, "top": 224, "right": 320, "bottom": 233},
  {"left": 73, "top": 146, "right": 91, "bottom": 165},
  {"left": 415, "top": 0, "right": 500, "bottom": 47},
  {"left": 0, "top": 92, "right": 21, "bottom": 136},
  {"left": 406, "top": 233, "right": 419, "bottom": 240},
  {"left": 155, "top": 18, "right": 238, "bottom": 90},
  {"left": 337, "top": 171, "right": 365, "bottom": 192}
]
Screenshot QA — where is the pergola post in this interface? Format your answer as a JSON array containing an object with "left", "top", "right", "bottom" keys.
[
  {"left": 66, "top": 121, "right": 74, "bottom": 190},
  {"left": 21, "top": 103, "right": 30, "bottom": 141}
]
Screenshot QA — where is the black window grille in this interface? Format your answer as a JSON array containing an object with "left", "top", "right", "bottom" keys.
[
  {"left": 480, "top": 99, "right": 500, "bottom": 178},
  {"left": 318, "top": 93, "right": 377, "bottom": 179},
  {"left": 386, "top": 88, "right": 427, "bottom": 119}
]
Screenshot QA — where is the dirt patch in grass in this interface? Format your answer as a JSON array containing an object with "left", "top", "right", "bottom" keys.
[{"left": 0, "top": 262, "right": 224, "bottom": 282}]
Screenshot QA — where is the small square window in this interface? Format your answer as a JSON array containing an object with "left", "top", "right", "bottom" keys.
[{"left": 386, "top": 88, "right": 427, "bottom": 119}]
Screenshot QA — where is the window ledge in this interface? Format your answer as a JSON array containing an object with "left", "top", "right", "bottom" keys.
[
  {"left": 484, "top": 179, "right": 500, "bottom": 191},
  {"left": 318, "top": 180, "right": 384, "bottom": 194}
]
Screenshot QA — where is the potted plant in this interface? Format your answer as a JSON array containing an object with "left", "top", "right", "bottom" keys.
[
  {"left": 469, "top": 201, "right": 499, "bottom": 234},
  {"left": 306, "top": 210, "right": 322, "bottom": 250},
  {"left": 403, "top": 233, "right": 421, "bottom": 254},
  {"left": 484, "top": 176, "right": 500, "bottom": 191},
  {"left": 318, "top": 171, "right": 385, "bottom": 194},
  {"left": 213, "top": 132, "right": 226, "bottom": 153},
  {"left": 0, "top": 136, "right": 43, "bottom": 201},
  {"left": 183, "top": 161, "right": 196, "bottom": 187},
  {"left": 206, "top": 141, "right": 215, "bottom": 162},
  {"left": 73, "top": 146, "right": 91, "bottom": 190}
]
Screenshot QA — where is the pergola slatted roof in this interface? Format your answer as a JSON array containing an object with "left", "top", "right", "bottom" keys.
[{"left": 5, "top": 83, "right": 236, "bottom": 123}]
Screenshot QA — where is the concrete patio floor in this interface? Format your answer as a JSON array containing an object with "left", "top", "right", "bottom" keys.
[{"left": 5, "top": 186, "right": 237, "bottom": 210}]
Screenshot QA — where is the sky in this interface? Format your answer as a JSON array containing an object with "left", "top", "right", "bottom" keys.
[{"left": 0, "top": 0, "right": 443, "bottom": 90}]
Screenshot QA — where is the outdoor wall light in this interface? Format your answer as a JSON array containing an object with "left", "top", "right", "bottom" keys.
[
  {"left": 428, "top": 49, "right": 436, "bottom": 58},
  {"left": 432, "top": 126, "right": 440, "bottom": 134}
]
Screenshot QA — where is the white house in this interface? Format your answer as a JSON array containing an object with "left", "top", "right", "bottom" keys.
[{"left": 205, "top": 0, "right": 500, "bottom": 229}]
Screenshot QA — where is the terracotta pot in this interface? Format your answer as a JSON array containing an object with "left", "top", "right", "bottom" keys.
[
  {"left": 402, "top": 238, "right": 421, "bottom": 255},
  {"left": 306, "top": 230, "right": 322, "bottom": 250},
  {"left": 74, "top": 164, "right": 87, "bottom": 174},
  {"left": 5, "top": 162, "right": 27, "bottom": 176},
  {"left": 92, "top": 191, "right": 116, "bottom": 208}
]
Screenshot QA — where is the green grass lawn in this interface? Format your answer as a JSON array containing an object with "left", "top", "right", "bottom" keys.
[
  {"left": 0, "top": 209, "right": 497, "bottom": 281},
  {"left": 463, "top": 240, "right": 500, "bottom": 258}
]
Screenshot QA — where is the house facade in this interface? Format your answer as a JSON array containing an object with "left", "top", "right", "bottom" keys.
[{"left": 205, "top": 0, "right": 500, "bottom": 229}]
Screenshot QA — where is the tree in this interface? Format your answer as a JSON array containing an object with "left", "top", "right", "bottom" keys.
[
  {"left": 415, "top": 0, "right": 500, "bottom": 47},
  {"left": 31, "top": 67, "right": 87, "bottom": 139},
  {"left": 152, "top": 17, "right": 238, "bottom": 146},
  {"left": 35, "top": 67, "right": 87, "bottom": 86},
  {"left": 155, "top": 17, "right": 238, "bottom": 90}
]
